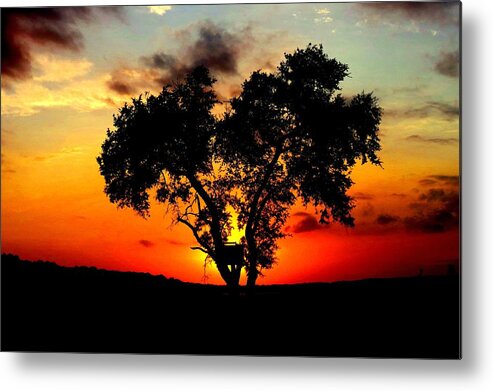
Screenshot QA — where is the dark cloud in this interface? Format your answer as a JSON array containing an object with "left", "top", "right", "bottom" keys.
[
  {"left": 429, "top": 175, "right": 459, "bottom": 185},
  {"left": 434, "top": 50, "right": 459, "bottom": 78},
  {"left": 356, "top": 182, "right": 459, "bottom": 235},
  {"left": 404, "top": 187, "right": 459, "bottom": 233},
  {"left": 406, "top": 135, "right": 458, "bottom": 145},
  {"left": 109, "top": 21, "right": 253, "bottom": 95},
  {"left": 352, "top": 192, "right": 374, "bottom": 200},
  {"left": 376, "top": 214, "right": 400, "bottom": 225},
  {"left": 419, "top": 188, "right": 446, "bottom": 202},
  {"left": 142, "top": 53, "right": 178, "bottom": 70},
  {"left": 286, "top": 212, "right": 328, "bottom": 234},
  {"left": 390, "top": 193, "right": 407, "bottom": 198},
  {"left": 419, "top": 175, "right": 459, "bottom": 187},
  {"left": 1, "top": 7, "right": 123, "bottom": 83},
  {"left": 138, "top": 239, "right": 155, "bottom": 248},
  {"left": 404, "top": 211, "right": 457, "bottom": 233},
  {"left": 289, "top": 215, "right": 322, "bottom": 234},
  {"left": 356, "top": 2, "right": 459, "bottom": 26},
  {"left": 185, "top": 21, "right": 246, "bottom": 75},
  {"left": 107, "top": 78, "right": 137, "bottom": 96}
]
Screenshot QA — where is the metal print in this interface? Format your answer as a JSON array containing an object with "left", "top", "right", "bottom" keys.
[{"left": 1, "top": 2, "right": 461, "bottom": 358}]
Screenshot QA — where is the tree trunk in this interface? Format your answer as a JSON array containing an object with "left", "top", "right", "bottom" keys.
[
  {"left": 243, "top": 229, "right": 267, "bottom": 288},
  {"left": 215, "top": 258, "right": 234, "bottom": 286},
  {"left": 245, "top": 229, "right": 258, "bottom": 288},
  {"left": 246, "top": 266, "right": 258, "bottom": 288},
  {"left": 186, "top": 173, "right": 238, "bottom": 287},
  {"left": 214, "top": 246, "right": 241, "bottom": 288}
]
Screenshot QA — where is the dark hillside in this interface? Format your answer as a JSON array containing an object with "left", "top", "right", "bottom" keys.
[{"left": 1, "top": 254, "right": 460, "bottom": 358}]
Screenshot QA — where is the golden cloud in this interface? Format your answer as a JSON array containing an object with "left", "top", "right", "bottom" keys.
[
  {"left": 2, "top": 74, "right": 115, "bottom": 116},
  {"left": 33, "top": 55, "right": 93, "bottom": 83}
]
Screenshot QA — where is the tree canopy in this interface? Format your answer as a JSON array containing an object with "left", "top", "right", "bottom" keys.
[
  {"left": 97, "top": 44, "right": 382, "bottom": 287},
  {"left": 97, "top": 66, "right": 237, "bottom": 285}
]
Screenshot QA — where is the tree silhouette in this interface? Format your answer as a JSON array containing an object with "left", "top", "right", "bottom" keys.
[
  {"left": 97, "top": 45, "right": 382, "bottom": 287},
  {"left": 219, "top": 45, "right": 382, "bottom": 286},
  {"left": 97, "top": 67, "right": 240, "bottom": 286}
]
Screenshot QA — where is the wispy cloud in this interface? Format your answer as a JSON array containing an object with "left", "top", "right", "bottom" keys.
[
  {"left": 406, "top": 135, "right": 458, "bottom": 145},
  {"left": 33, "top": 146, "right": 85, "bottom": 162},
  {"left": 387, "top": 101, "right": 459, "bottom": 121},
  {"left": 164, "top": 238, "right": 188, "bottom": 246},
  {"left": 428, "top": 101, "right": 460, "bottom": 119}
]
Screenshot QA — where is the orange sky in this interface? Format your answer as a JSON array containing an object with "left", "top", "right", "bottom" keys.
[{"left": 1, "top": 4, "right": 460, "bottom": 284}]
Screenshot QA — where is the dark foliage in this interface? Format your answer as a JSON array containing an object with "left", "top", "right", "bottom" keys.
[
  {"left": 97, "top": 67, "right": 237, "bottom": 286},
  {"left": 219, "top": 44, "right": 382, "bottom": 285}
]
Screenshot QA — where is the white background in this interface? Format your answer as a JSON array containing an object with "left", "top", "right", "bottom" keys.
[{"left": 1, "top": 0, "right": 491, "bottom": 390}]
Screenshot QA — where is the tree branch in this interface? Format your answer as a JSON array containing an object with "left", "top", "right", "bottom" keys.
[
  {"left": 186, "top": 172, "right": 224, "bottom": 248},
  {"left": 177, "top": 216, "right": 213, "bottom": 255},
  {"left": 253, "top": 188, "right": 274, "bottom": 232},
  {"left": 191, "top": 246, "right": 210, "bottom": 255},
  {"left": 245, "top": 145, "right": 284, "bottom": 236}
]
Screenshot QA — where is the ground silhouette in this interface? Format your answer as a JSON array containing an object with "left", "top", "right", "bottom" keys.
[{"left": 1, "top": 254, "right": 460, "bottom": 358}]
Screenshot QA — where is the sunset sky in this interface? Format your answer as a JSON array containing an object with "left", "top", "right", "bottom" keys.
[{"left": 1, "top": 2, "right": 460, "bottom": 285}]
